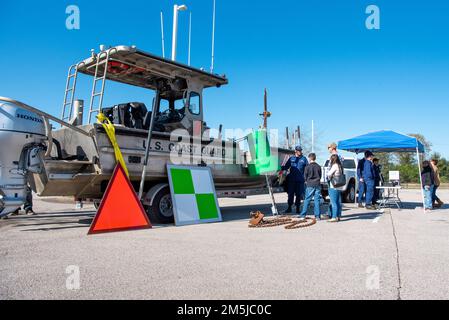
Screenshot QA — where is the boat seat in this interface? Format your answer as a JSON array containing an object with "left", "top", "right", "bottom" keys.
[
  {"left": 143, "top": 111, "right": 165, "bottom": 132},
  {"left": 101, "top": 102, "right": 148, "bottom": 130},
  {"left": 129, "top": 102, "right": 147, "bottom": 129}
]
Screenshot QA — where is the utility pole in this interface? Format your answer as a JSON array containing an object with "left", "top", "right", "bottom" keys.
[
  {"left": 297, "top": 126, "right": 301, "bottom": 146},
  {"left": 311, "top": 120, "right": 315, "bottom": 152}
]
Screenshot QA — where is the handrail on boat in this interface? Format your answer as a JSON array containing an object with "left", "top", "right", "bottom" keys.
[{"left": 0, "top": 96, "right": 92, "bottom": 138}]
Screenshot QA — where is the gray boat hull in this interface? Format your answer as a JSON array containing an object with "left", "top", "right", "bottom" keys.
[{"left": 30, "top": 124, "right": 291, "bottom": 200}]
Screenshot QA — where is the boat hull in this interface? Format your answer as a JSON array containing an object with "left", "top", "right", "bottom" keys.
[{"left": 30, "top": 124, "right": 292, "bottom": 199}]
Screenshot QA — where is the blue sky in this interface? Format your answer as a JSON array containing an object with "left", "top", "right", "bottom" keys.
[{"left": 1, "top": 0, "right": 448, "bottom": 162}]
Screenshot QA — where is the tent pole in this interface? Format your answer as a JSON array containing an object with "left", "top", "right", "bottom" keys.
[
  {"left": 416, "top": 147, "right": 425, "bottom": 212},
  {"left": 354, "top": 152, "right": 358, "bottom": 205}
]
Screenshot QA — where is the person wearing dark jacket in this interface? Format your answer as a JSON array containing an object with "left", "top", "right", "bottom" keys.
[
  {"left": 421, "top": 160, "right": 435, "bottom": 212},
  {"left": 373, "top": 158, "right": 382, "bottom": 203},
  {"left": 357, "top": 151, "right": 370, "bottom": 208},
  {"left": 299, "top": 153, "right": 322, "bottom": 220},
  {"left": 281, "top": 145, "right": 308, "bottom": 213},
  {"left": 363, "top": 152, "right": 376, "bottom": 209}
]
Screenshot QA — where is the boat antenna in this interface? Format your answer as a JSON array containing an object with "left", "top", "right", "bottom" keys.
[
  {"left": 259, "top": 88, "right": 271, "bottom": 129},
  {"left": 160, "top": 11, "right": 166, "bottom": 58},
  {"left": 188, "top": 12, "right": 192, "bottom": 65},
  {"left": 210, "top": 0, "right": 216, "bottom": 73}
]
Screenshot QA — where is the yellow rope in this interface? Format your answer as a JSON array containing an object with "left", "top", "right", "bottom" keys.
[{"left": 96, "top": 113, "right": 129, "bottom": 178}]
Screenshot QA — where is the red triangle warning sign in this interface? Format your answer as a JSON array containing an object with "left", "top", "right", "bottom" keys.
[{"left": 88, "top": 163, "right": 151, "bottom": 235}]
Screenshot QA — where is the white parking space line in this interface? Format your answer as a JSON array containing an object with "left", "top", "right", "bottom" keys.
[{"left": 372, "top": 216, "right": 381, "bottom": 223}]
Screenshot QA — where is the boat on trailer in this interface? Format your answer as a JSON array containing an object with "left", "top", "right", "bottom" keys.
[{"left": 0, "top": 46, "right": 292, "bottom": 222}]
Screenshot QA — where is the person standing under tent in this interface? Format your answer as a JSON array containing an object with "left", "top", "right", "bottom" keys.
[
  {"left": 299, "top": 153, "right": 322, "bottom": 221},
  {"left": 281, "top": 145, "right": 308, "bottom": 214},
  {"left": 421, "top": 160, "right": 435, "bottom": 212},
  {"left": 357, "top": 151, "right": 370, "bottom": 208},
  {"left": 430, "top": 159, "right": 444, "bottom": 208},
  {"left": 373, "top": 158, "right": 382, "bottom": 204},
  {"left": 363, "top": 151, "right": 376, "bottom": 210},
  {"left": 326, "top": 154, "right": 345, "bottom": 222}
]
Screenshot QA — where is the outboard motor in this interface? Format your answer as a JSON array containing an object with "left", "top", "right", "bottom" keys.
[{"left": 0, "top": 100, "right": 47, "bottom": 217}]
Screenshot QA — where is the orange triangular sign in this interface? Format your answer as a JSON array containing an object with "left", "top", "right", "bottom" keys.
[{"left": 88, "top": 163, "right": 151, "bottom": 235}]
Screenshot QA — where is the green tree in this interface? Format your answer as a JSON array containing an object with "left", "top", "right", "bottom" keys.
[{"left": 396, "top": 133, "right": 432, "bottom": 167}]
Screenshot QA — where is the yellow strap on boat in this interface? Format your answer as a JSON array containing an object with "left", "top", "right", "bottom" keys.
[{"left": 96, "top": 113, "right": 129, "bottom": 178}]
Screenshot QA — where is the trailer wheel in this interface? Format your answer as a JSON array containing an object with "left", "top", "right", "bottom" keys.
[
  {"left": 343, "top": 180, "right": 356, "bottom": 203},
  {"left": 145, "top": 186, "right": 174, "bottom": 224}
]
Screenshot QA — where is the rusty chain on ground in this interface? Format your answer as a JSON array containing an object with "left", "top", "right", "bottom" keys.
[{"left": 248, "top": 211, "right": 316, "bottom": 229}]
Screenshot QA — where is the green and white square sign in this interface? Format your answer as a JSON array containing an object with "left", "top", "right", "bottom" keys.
[{"left": 167, "top": 165, "right": 222, "bottom": 226}]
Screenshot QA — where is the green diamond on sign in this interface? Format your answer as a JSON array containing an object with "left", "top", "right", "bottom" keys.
[
  {"left": 170, "top": 168, "right": 195, "bottom": 194},
  {"left": 167, "top": 165, "right": 222, "bottom": 226},
  {"left": 196, "top": 194, "right": 219, "bottom": 220},
  {"left": 246, "top": 129, "right": 279, "bottom": 176}
]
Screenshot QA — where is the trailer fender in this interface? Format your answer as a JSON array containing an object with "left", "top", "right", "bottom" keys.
[{"left": 142, "top": 183, "right": 169, "bottom": 206}]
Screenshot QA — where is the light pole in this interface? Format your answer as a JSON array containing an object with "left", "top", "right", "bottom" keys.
[
  {"left": 171, "top": 4, "right": 188, "bottom": 61},
  {"left": 188, "top": 12, "right": 192, "bottom": 65}
]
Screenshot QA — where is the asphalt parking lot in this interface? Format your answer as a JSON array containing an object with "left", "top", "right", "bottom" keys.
[{"left": 1, "top": 189, "right": 448, "bottom": 300}]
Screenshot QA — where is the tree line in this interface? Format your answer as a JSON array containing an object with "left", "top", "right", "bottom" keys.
[{"left": 375, "top": 134, "right": 448, "bottom": 184}]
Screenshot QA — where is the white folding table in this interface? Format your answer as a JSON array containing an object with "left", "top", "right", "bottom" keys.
[{"left": 376, "top": 186, "right": 402, "bottom": 210}]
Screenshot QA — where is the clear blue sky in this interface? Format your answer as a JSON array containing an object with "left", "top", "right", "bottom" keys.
[{"left": 1, "top": 0, "right": 448, "bottom": 162}]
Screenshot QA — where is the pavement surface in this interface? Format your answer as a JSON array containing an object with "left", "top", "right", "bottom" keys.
[{"left": 0, "top": 189, "right": 448, "bottom": 300}]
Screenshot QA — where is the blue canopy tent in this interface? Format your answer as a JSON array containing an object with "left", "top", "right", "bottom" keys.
[
  {"left": 337, "top": 130, "right": 426, "bottom": 209},
  {"left": 338, "top": 130, "right": 425, "bottom": 154}
]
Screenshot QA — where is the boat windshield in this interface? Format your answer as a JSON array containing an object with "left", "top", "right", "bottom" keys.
[{"left": 156, "top": 96, "right": 186, "bottom": 123}]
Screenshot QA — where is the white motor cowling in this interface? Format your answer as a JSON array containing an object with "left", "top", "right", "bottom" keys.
[{"left": 0, "top": 100, "right": 47, "bottom": 217}]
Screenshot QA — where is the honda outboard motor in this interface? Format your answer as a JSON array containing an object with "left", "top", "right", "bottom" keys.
[{"left": 0, "top": 100, "right": 47, "bottom": 217}]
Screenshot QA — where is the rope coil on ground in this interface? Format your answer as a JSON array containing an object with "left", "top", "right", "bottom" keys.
[{"left": 284, "top": 218, "right": 316, "bottom": 229}]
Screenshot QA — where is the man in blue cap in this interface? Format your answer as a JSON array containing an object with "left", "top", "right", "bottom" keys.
[
  {"left": 363, "top": 151, "right": 376, "bottom": 210},
  {"left": 281, "top": 145, "right": 308, "bottom": 213}
]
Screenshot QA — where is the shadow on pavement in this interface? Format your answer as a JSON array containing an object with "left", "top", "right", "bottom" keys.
[
  {"left": 7, "top": 200, "right": 395, "bottom": 231},
  {"left": 10, "top": 211, "right": 95, "bottom": 219},
  {"left": 219, "top": 202, "right": 353, "bottom": 222},
  {"left": 433, "top": 203, "right": 449, "bottom": 210},
  {"left": 220, "top": 204, "right": 273, "bottom": 222},
  {"left": 14, "top": 220, "right": 90, "bottom": 228},
  {"left": 398, "top": 201, "right": 423, "bottom": 210},
  {"left": 339, "top": 211, "right": 382, "bottom": 222},
  {"left": 11, "top": 213, "right": 94, "bottom": 232},
  {"left": 22, "top": 225, "right": 90, "bottom": 232}
]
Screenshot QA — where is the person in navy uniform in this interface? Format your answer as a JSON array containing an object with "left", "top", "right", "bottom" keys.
[
  {"left": 357, "top": 151, "right": 370, "bottom": 208},
  {"left": 281, "top": 145, "right": 308, "bottom": 213},
  {"left": 362, "top": 151, "right": 376, "bottom": 210},
  {"left": 373, "top": 158, "right": 382, "bottom": 204}
]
